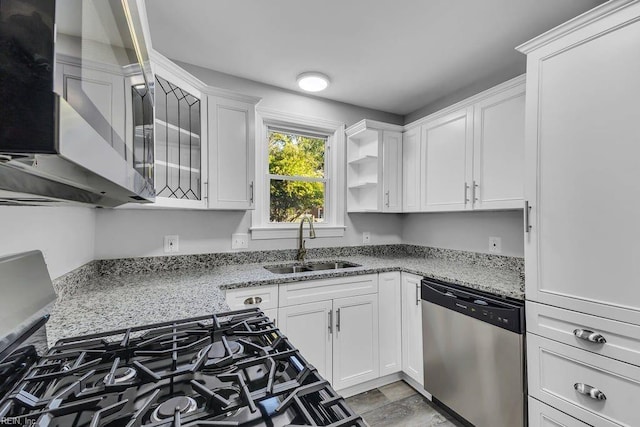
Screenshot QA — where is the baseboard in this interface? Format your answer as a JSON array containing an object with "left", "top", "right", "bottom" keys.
[
  {"left": 336, "top": 373, "right": 402, "bottom": 398},
  {"left": 335, "top": 371, "right": 433, "bottom": 400},
  {"left": 400, "top": 372, "right": 432, "bottom": 400}
]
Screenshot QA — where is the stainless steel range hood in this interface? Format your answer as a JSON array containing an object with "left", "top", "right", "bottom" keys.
[{"left": 0, "top": 0, "right": 155, "bottom": 207}]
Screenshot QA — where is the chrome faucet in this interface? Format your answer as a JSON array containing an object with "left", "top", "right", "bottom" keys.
[{"left": 296, "top": 214, "right": 317, "bottom": 263}]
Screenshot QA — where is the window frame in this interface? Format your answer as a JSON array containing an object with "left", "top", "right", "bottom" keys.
[{"left": 251, "top": 108, "right": 345, "bottom": 239}]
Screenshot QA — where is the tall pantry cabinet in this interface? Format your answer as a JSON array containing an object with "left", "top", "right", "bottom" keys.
[{"left": 518, "top": 1, "right": 640, "bottom": 426}]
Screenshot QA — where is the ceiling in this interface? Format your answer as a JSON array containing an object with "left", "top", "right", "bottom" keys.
[{"left": 144, "top": 0, "right": 605, "bottom": 116}]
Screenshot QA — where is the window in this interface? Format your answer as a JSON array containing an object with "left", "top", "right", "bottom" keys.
[
  {"left": 252, "top": 109, "right": 346, "bottom": 239},
  {"left": 268, "top": 129, "right": 327, "bottom": 223}
]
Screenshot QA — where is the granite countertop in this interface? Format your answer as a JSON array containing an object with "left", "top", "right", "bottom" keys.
[{"left": 47, "top": 252, "right": 523, "bottom": 347}]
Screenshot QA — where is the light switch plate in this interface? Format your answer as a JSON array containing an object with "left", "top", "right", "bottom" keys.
[
  {"left": 164, "top": 235, "right": 179, "bottom": 253},
  {"left": 232, "top": 233, "right": 249, "bottom": 249},
  {"left": 363, "top": 232, "right": 371, "bottom": 245},
  {"left": 489, "top": 236, "right": 502, "bottom": 254}
]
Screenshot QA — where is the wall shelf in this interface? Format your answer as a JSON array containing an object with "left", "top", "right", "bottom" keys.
[
  {"left": 348, "top": 155, "right": 378, "bottom": 165},
  {"left": 348, "top": 181, "right": 378, "bottom": 189}
]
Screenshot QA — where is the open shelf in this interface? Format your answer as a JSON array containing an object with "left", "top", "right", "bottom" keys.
[
  {"left": 348, "top": 155, "right": 378, "bottom": 165},
  {"left": 348, "top": 181, "right": 378, "bottom": 190}
]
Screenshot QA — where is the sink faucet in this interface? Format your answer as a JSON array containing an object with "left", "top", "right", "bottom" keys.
[{"left": 296, "top": 214, "right": 317, "bottom": 263}]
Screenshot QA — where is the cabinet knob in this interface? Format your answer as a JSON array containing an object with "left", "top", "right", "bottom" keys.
[
  {"left": 573, "top": 328, "right": 606, "bottom": 344},
  {"left": 574, "top": 383, "right": 606, "bottom": 401},
  {"left": 243, "top": 296, "right": 262, "bottom": 305}
]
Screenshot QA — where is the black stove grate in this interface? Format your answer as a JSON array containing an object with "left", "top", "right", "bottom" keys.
[{"left": 0, "top": 308, "right": 366, "bottom": 427}]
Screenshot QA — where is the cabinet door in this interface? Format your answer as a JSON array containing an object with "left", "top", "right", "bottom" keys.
[
  {"left": 278, "top": 301, "right": 333, "bottom": 382},
  {"left": 402, "top": 127, "right": 421, "bottom": 212},
  {"left": 332, "top": 294, "right": 379, "bottom": 390},
  {"left": 401, "top": 273, "right": 423, "bottom": 385},
  {"left": 472, "top": 84, "right": 525, "bottom": 210},
  {"left": 382, "top": 130, "right": 402, "bottom": 212},
  {"left": 208, "top": 96, "right": 256, "bottom": 210},
  {"left": 262, "top": 308, "right": 278, "bottom": 328},
  {"left": 523, "top": 9, "right": 640, "bottom": 325},
  {"left": 378, "top": 272, "right": 402, "bottom": 376},
  {"left": 420, "top": 107, "right": 473, "bottom": 212}
]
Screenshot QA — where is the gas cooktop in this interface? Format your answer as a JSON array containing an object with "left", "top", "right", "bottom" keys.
[{"left": 0, "top": 308, "right": 365, "bottom": 427}]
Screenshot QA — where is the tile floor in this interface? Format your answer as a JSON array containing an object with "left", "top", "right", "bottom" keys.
[{"left": 345, "top": 381, "right": 465, "bottom": 427}]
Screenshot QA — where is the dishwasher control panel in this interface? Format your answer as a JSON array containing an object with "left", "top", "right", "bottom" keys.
[{"left": 421, "top": 278, "right": 524, "bottom": 333}]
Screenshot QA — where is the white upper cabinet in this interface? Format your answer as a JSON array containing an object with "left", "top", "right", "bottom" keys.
[
  {"left": 402, "top": 127, "right": 421, "bottom": 212},
  {"left": 518, "top": 0, "right": 640, "bottom": 326},
  {"left": 119, "top": 54, "right": 261, "bottom": 210},
  {"left": 382, "top": 130, "right": 403, "bottom": 212},
  {"left": 207, "top": 96, "right": 257, "bottom": 210},
  {"left": 472, "top": 84, "right": 525, "bottom": 209},
  {"left": 420, "top": 107, "right": 474, "bottom": 212},
  {"left": 402, "top": 76, "right": 525, "bottom": 213},
  {"left": 346, "top": 120, "right": 403, "bottom": 212}
]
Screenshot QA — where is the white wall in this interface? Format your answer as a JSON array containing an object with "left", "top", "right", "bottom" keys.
[
  {"left": 0, "top": 207, "right": 96, "bottom": 278},
  {"left": 93, "top": 58, "right": 405, "bottom": 259},
  {"left": 94, "top": 209, "right": 402, "bottom": 259},
  {"left": 402, "top": 211, "right": 524, "bottom": 257}
]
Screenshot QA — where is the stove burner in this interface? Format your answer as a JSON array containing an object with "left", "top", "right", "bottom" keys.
[
  {"left": 198, "top": 340, "right": 244, "bottom": 361},
  {"left": 104, "top": 367, "right": 137, "bottom": 384},
  {"left": 151, "top": 396, "right": 198, "bottom": 422}
]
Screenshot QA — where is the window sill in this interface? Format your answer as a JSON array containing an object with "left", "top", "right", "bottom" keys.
[{"left": 250, "top": 225, "right": 346, "bottom": 240}]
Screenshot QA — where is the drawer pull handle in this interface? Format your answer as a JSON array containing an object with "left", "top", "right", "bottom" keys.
[
  {"left": 574, "top": 383, "right": 606, "bottom": 401},
  {"left": 573, "top": 329, "right": 606, "bottom": 344},
  {"left": 243, "top": 296, "right": 263, "bottom": 305}
]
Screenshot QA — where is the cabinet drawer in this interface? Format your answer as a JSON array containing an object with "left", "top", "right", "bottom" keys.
[
  {"left": 279, "top": 274, "right": 378, "bottom": 307},
  {"left": 528, "top": 333, "right": 640, "bottom": 427},
  {"left": 527, "top": 301, "right": 640, "bottom": 366},
  {"left": 225, "top": 285, "right": 278, "bottom": 311},
  {"left": 528, "top": 397, "right": 589, "bottom": 427}
]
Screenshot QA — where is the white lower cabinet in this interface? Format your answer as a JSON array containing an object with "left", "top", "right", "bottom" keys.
[
  {"left": 528, "top": 333, "right": 640, "bottom": 427},
  {"left": 332, "top": 294, "right": 379, "bottom": 389},
  {"left": 278, "top": 292, "right": 379, "bottom": 390},
  {"left": 262, "top": 308, "right": 278, "bottom": 327},
  {"left": 378, "top": 272, "right": 402, "bottom": 376},
  {"left": 278, "top": 300, "right": 333, "bottom": 382},
  {"left": 401, "top": 273, "right": 423, "bottom": 386},
  {"left": 528, "top": 397, "right": 589, "bottom": 427},
  {"left": 226, "top": 272, "right": 411, "bottom": 392}
]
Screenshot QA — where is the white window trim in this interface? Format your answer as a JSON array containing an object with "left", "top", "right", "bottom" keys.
[{"left": 251, "top": 107, "right": 345, "bottom": 240}]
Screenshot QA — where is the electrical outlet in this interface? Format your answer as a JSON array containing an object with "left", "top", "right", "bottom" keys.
[
  {"left": 232, "top": 233, "right": 249, "bottom": 250},
  {"left": 363, "top": 232, "right": 371, "bottom": 245},
  {"left": 489, "top": 236, "right": 502, "bottom": 254},
  {"left": 164, "top": 235, "right": 179, "bottom": 253}
]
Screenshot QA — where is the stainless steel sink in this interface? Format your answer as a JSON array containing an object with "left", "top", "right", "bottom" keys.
[
  {"left": 264, "top": 261, "right": 360, "bottom": 274},
  {"left": 306, "top": 261, "right": 360, "bottom": 271},
  {"left": 264, "top": 265, "right": 313, "bottom": 274}
]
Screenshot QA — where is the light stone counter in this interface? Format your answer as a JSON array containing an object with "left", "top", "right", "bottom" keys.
[{"left": 47, "top": 248, "right": 523, "bottom": 347}]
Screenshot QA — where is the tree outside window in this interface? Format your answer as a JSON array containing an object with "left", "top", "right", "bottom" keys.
[{"left": 268, "top": 129, "right": 327, "bottom": 223}]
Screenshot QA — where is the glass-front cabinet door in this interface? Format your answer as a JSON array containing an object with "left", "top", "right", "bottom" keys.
[{"left": 149, "top": 63, "right": 208, "bottom": 208}]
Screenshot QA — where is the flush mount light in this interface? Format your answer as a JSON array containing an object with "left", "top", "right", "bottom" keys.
[{"left": 297, "top": 72, "right": 330, "bottom": 92}]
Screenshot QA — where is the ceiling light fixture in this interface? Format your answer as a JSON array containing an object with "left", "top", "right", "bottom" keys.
[{"left": 297, "top": 72, "right": 330, "bottom": 92}]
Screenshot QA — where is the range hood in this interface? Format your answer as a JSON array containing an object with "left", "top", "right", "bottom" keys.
[{"left": 0, "top": 0, "right": 155, "bottom": 207}]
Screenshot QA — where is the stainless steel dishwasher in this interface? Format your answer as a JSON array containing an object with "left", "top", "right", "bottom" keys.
[{"left": 421, "top": 278, "right": 525, "bottom": 427}]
